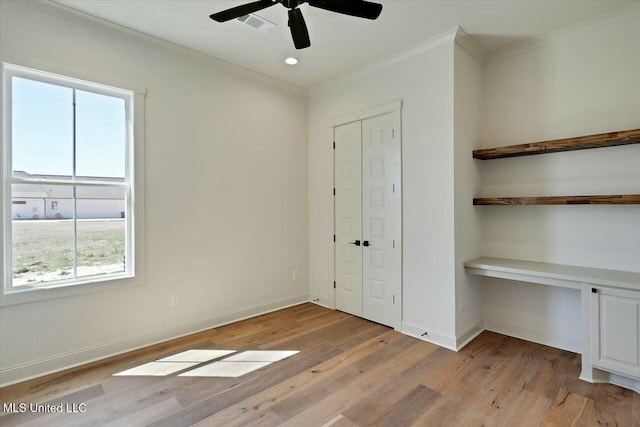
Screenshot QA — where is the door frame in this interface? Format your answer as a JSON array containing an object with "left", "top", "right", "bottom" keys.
[{"left": 330, "top": 100, "right": 402, "bottom": 330}]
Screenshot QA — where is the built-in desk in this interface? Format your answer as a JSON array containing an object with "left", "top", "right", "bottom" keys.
[
  {"left": 464, "top": 257, "right": 640, "bottom": 393},
  {"left": 464, "top": 257, "right": 640, "bottom": 291}
]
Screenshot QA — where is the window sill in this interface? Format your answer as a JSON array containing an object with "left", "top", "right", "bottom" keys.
[{"left": 0, "top": 273, "right": 142, "bottom": 307}]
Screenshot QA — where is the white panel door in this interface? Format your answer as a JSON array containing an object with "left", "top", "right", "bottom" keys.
[
  {"left": 362, "top": 112, "right": 401, "bottom": 328},
  {"left": 334, "top": 121, "right": 363, "bottom": 316}
]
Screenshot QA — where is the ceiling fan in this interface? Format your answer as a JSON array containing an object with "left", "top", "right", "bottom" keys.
[{"left": 209, "top": 0, "right": 383, "bottom": 49}]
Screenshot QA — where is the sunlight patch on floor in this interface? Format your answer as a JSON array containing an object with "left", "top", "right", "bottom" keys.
[
  {"left": 178, "top": 361, "right": 272, "bottom": 377},
  {"left": 158, "top": 349, "right": 236, "bottom": 363},
  {"left": 113, "top": 350, "right": 300, "bottom": 378}
]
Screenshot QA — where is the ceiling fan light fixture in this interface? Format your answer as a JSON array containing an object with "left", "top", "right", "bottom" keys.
[{"left": 285, "top": 57, "right": 299, "bottom": 65}]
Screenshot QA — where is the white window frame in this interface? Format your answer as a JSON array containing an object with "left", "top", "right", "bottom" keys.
[{"left": 1, "top": 63, "right": 144, "bottom": 305}]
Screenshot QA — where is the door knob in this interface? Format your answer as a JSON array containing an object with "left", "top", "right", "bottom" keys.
[
  {"left": 349, "top": 240, "right": 361, "bottom": 246},
  {"left": 363, "top": 241, "right": 370, "bottom": 247}
]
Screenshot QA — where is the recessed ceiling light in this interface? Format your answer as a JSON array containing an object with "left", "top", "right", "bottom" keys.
[{"left": 285, "top": 57, "right": 298, "bottom": 65}]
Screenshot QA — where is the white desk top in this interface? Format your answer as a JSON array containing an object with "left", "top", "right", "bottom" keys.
[{"left": 464, "top": 257, "right": 640, "bottom": 291}]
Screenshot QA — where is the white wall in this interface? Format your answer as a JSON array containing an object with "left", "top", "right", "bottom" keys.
[
  {"left": 453, "top": 44, "right": 483, "bottom": 341},
  {"left": 11, "top": 200, "right": 44, "bottom": 220},
  {"left": 308, "top": 34, "right": 458, "bottom": 346},
  {"left": 0, "top": 1, "right": 308, "bottom": 385},
  {"left": 479, "top": 7, "right": 640, "bottom": 351}
]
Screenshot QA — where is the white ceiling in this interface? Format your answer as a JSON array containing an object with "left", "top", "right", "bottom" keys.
[{"left": 54, "top": 0, "right": 634, "bottom": 89}]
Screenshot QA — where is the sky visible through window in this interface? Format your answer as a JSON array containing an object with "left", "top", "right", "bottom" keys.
[{"left": 12, "top": 77, "right": 126, "bottom": 179}]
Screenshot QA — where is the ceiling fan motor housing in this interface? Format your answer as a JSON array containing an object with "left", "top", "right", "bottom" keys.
[{"left": 281, "top": 0, "right": 303, "bottom": 9}]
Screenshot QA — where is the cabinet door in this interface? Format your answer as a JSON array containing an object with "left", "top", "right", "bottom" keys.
[{"left": 590, "top": 286, "right": 640, "bottom": 379}]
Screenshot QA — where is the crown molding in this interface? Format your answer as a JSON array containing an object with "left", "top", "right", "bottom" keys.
[
  {"left": 485, "top": 2, "right": 640, "bottom": 64},
  {"left": 454, "top": 27, "right": 485, "bottom": 64},
  {"left": 310, "top": 26, "right": 459, "bottom": 94},
  {"left": 3, "top": 0, "right": 307, "bottom": 96}
]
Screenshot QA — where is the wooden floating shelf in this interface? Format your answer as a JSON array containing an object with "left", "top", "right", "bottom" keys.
[
  {"left": 473, "top": 128, "right": 640, "bottom": 160},
  {"left": 473, "top": 194, "right": 640, "bottom": 206}
]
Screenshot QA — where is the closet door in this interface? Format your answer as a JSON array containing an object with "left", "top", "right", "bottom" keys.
[
  {"left": 334, "top": 121, "right": 363, "bottom": 316},
  {"left": 362, "top": 112, "right": 401, "bottom": 328}
]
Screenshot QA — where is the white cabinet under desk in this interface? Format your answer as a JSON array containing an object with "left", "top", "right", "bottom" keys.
[
  {"left": 590, "top": 286, "right": 640, "bottom": 380},
  {"left": 464, "top": 257, "right": 640, "bottom": 393}
]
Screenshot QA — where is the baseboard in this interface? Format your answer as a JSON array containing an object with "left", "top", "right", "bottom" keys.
[
  {"left": 401, "top": 321, "right": 457, "bottom": 351},
  {"left": 455, "top": 322, "right": 484, "bottom": 350},
  {"left": 484, "top": 318, "right": 581, "bottom": 353},
  {"left": 581, "top": 369, "right": 640, "bottom": 394},
  {"left": 608, "top": 373, "right": 640, "bottom": 394},
  {"left": 0, "top": 293, "right": 309, "bottom": 387},
  {"left": 309, "top": 299, "right": 332, "bottom": 310}
]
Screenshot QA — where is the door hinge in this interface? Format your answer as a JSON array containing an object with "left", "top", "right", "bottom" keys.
[
  {"left": 333, "top": 141, "right": 336, "bottom": 149},
  {"left": 334, "top": 281, "right": 336, "bottom": 289},
  {"left": 333, "top": 188, "right": 335, "bottom": 196},
  {"left": 393, "top": 239, "right": 395, "bottom": 248},
  {"left": 392, "top": 184, "right": 395, "bottom": 194},
  {"left": 393, "top": 295, "right": 395, "bottom": 304},
  {"left": 392, "top": 129, "right": 395, "bottom": 138},
  {"left": 333, "top": 234, "right": 336, "bottom": 242}
]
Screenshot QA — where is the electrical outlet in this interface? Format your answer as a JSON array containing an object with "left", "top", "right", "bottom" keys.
[
  {"left": 292, "top": 270, "right": 299, "bottom": 280},
  {"left": 170, "top": 293, "right": 180, "bottom": 306}
]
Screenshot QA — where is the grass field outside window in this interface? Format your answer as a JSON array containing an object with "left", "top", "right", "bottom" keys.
[{"left": 12, "top": 219, "right": 126, "bottom": 286}]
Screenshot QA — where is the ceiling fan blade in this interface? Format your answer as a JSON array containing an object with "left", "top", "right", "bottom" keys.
[
  {"left": 307, "top": 0, "right": 382, "bottom": 20},
  {"left": 210, "top": 0, "right": 277, "bottom": 22},
  {"left": 288, "top": 8, "right": 311, "bottom": 49}
]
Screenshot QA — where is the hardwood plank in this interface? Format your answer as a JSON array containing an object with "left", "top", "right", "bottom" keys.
[
  {"left": 543, "top": 389, "right": 590, "bottom": 426},
  {"left": 499, "top": 390, "right": 549, "bottom": 427},
  {"left": 204, "top": 409, "right": 285, "bottom": 427},
  {"left": 473, "top": 194, "right": 640, "bottom": 205},
  {"left": 270, "top": 331, "right": 416, "bottom": 421},
  {"left": 322, "top": 414, "right": 359, "bottom": 427},
  {"left": 411, "top": 395, "right": 468, "bottom": 427},
  {"left": 633, "top": 393, "right": 640, "bottom": 425},
  {"left": 147, "top": 345, "right": 344, "bottom": 426},
  {"left": 561, "top": 376, "right": 597, "bottom": 400},
  {"left": 0, "top": 384, "right": 104, "bottom": 427},
  {"left": 340, "top": 345, "right": 452, "bottom": 425},
  {"left": 588, "top": 383, "right": 636, "bottom": 426},
  {"left": 472, "top": 128, "right": 640, "bottom": 159},
  {"left": 343, "top": 378, "right": 440, "bottom": 426},
  {"left": 432, "top": 336, "right": 546, "bottom": 426},
  {"left": 102, "top": 396, "right": 183, "bottom": 427},
  {"left": 195, "top": 330, "right": 406, "bottom": 427},
  {"left": 1, "top": 303, "right": 637, "bottom": 427},
  {"left": 371, "top": 385, "right": 440, "bottom": 427},
  {"left": 522, "top": 347, "right": 579, "bottom": 401},
  {"left": 279, "top": 341, "right": 434, "bottom": 427}
]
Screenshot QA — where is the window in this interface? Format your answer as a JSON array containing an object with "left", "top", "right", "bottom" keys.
[{"left": 2, "top": 64, "right": 136, "bottom": 292}]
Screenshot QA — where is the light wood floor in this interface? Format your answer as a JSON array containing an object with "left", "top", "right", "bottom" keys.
[{"left": 1, "top": 303, "right": 638, "bottom": 426}]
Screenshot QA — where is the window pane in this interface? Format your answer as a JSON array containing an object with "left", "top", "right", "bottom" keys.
[
  {"left": 12, "top": 77, "right": 73, "bottom": 177},
  {"left": 76, "top": 185, "right": 126, "bottom": 278},
  {"left": 12, "top": 184, "right": 74, "bottom": 287},
  {"left": 76, "top": 90, "right": 126, "bottom": 179}
]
